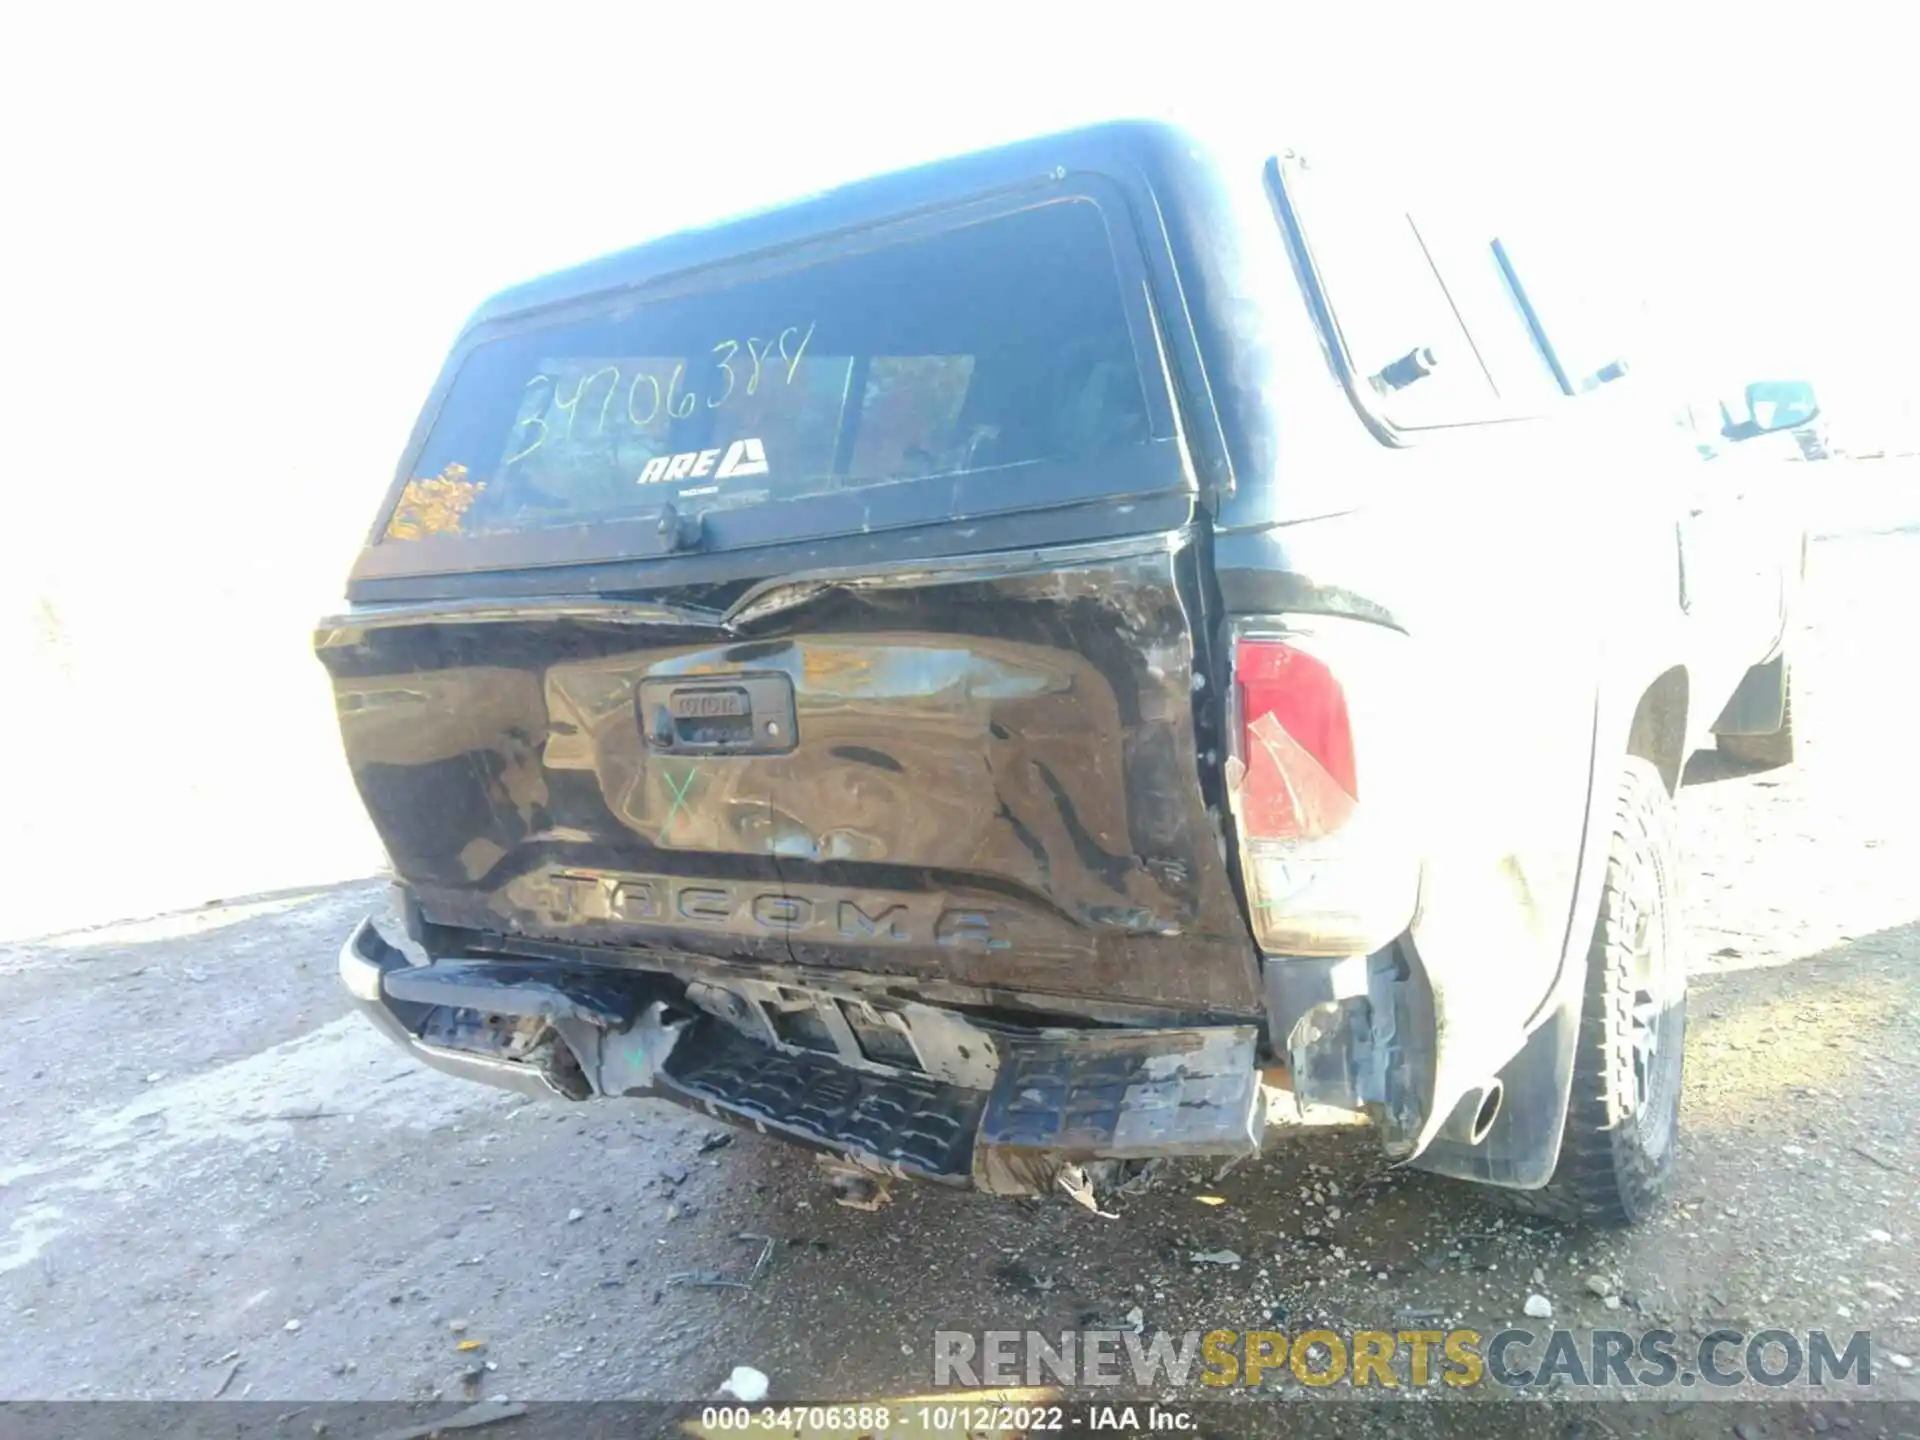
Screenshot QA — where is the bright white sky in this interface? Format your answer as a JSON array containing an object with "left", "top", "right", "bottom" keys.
[{"left": 5, "top": 3, "right": 1915, "bottom": 600}]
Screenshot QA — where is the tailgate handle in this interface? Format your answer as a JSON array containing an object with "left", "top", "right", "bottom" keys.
[{"left": 638, "top": 673, "right": 796, "bottom": 755}]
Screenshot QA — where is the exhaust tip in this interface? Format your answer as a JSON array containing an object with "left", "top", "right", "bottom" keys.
[{"left": 1466, "top": 1081, "right": 1504, "bottom": 1146}]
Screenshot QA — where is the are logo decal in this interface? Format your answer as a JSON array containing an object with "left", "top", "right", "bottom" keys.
[{"left": 637, "top": 437, "right": 769, "bottom": 487}]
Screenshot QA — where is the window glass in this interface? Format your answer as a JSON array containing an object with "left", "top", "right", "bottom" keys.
[
  {"left": 1492, "top": 228, "right": 1649, "bottom": 395},
  {"left": 1286, "top": 163, "right": 1499, "bottom": 426},
  {"left": 383, "top": 200, "right": 1153, "bottom": 547},
  {"left": 1410, "top": 218, "right": 1567, "bottom": 408}
]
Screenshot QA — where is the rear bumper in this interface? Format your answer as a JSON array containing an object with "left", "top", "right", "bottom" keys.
[
  {"left": 336, "top": 916, "right": 1266, "bottom": 1189},
  {"left": 338, "top": 917, "right": 577, "bottom": 1100}
]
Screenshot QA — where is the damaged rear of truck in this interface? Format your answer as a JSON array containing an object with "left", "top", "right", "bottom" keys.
[{"left": 319, "top": 121, "right": 1734, "bottom": 1225}]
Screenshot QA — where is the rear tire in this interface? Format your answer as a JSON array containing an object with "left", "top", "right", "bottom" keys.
[
  {"left": 1717, "top": 660, "right": 1796, "bottom": 769},
  {"left": 1507, "top": 757, "right": 1687, "bottom": 1227}
]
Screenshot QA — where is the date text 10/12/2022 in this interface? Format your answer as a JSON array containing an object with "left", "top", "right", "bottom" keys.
[{"left": 695, "top": 1405, "right": 1198, "bottom": 1433}]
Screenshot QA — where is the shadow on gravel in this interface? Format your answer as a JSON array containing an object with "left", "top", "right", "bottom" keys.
[
  {"left": 1681, "top": 749, "right": 1769, "bottom": 787},
  {"left": 1683, "top": 916, "right": 1920, "bottom": 1143}
]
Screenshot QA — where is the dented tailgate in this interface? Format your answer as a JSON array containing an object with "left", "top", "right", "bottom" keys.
[{"left": 317, "top": 533, "right": 1262, "bottom": 1016}]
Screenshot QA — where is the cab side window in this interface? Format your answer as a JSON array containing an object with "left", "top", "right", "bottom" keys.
[
  {"left": 1488, "top": 229, "right": 1647, "bottom": 398},
  {"left": 1414, "top": 220, "right": 1568, "bottom": 409},
  {"left": 1284, "top": 163, "right": 1499, "bottom": 428}
]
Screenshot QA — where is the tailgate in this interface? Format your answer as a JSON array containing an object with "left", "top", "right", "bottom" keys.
[{"left": 316, "top": 533, "right": 1262, "bottom": 1016}]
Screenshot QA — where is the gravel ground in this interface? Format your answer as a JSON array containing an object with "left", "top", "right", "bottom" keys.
[{"left": 3, "top": 520, "right": 1916, "bottom": 1435}]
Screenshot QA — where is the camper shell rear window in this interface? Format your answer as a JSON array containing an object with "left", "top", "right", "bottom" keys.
[{"left": 360, "top": 192, "right": 1182, "bottom": 582}]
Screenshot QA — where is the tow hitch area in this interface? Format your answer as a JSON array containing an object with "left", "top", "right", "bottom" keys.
[{"left": 339, "top": 918, "right": 1264, "bottom": 1192}]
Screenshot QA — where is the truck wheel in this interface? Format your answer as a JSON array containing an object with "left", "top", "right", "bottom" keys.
[
  {"left": 1509, "top": 757, "right": 1687, "bottom": 1226},
  {"left": 1716, "top": 659, "right": 1796, "bottom": 769}
]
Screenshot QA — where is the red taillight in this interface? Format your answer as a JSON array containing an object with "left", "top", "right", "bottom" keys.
[
  {"left": 1233, "top": 636, "right": 1358, "bottom": 841},
  {"left": 1228, "top": 620, "right": 1416, "bottom": 958}
]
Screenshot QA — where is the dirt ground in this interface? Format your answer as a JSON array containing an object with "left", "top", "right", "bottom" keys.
[{"left": 3, "top": 511, "right": 1917, "bottom": 1435}]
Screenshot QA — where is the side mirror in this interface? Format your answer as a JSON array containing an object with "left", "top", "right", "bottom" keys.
[{"left": 1722, "top": 380, "right": 1819, "bottom": 441}]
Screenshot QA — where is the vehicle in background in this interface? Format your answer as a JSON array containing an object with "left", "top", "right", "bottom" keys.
[
  {"left": 1671, "top": 379, "right": 1817, "bottom": 459},
  {"left": 319, "top": 122, "right": 1810, "bottom": 1226},
  {"left": 1724, "top": 379, "right": 1827, "bottom": 460}
]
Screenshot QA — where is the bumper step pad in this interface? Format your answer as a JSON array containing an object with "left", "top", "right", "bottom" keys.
[
  {"left": 657, "top": 1018, "right": 1263, "bottom": 1187},
  {"left": 659, "top": 1020, "right": 985, "bottom": 1182},
  {"left": 980, "top": 1025, "right": 1264, "bottom": 1158}
]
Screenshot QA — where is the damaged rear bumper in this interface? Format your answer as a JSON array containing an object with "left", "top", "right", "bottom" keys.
[
  {"left": 338, "top": 917, "right": 1264, "bottom": 1192},
  {"left": 340, "top": 917, "right": 589, "bottom": 1100}
]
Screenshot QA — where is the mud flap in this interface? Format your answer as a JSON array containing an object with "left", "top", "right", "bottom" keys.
[
  {"left": 1711, "top": 652, "right": 1788, "bottom": 736},
  {"left": 1409, "top": 986, "right": 1578, "bottom": 1188},
  {"left": 973, "top": 1026, "right": 1264, "bottom": 1194}
]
